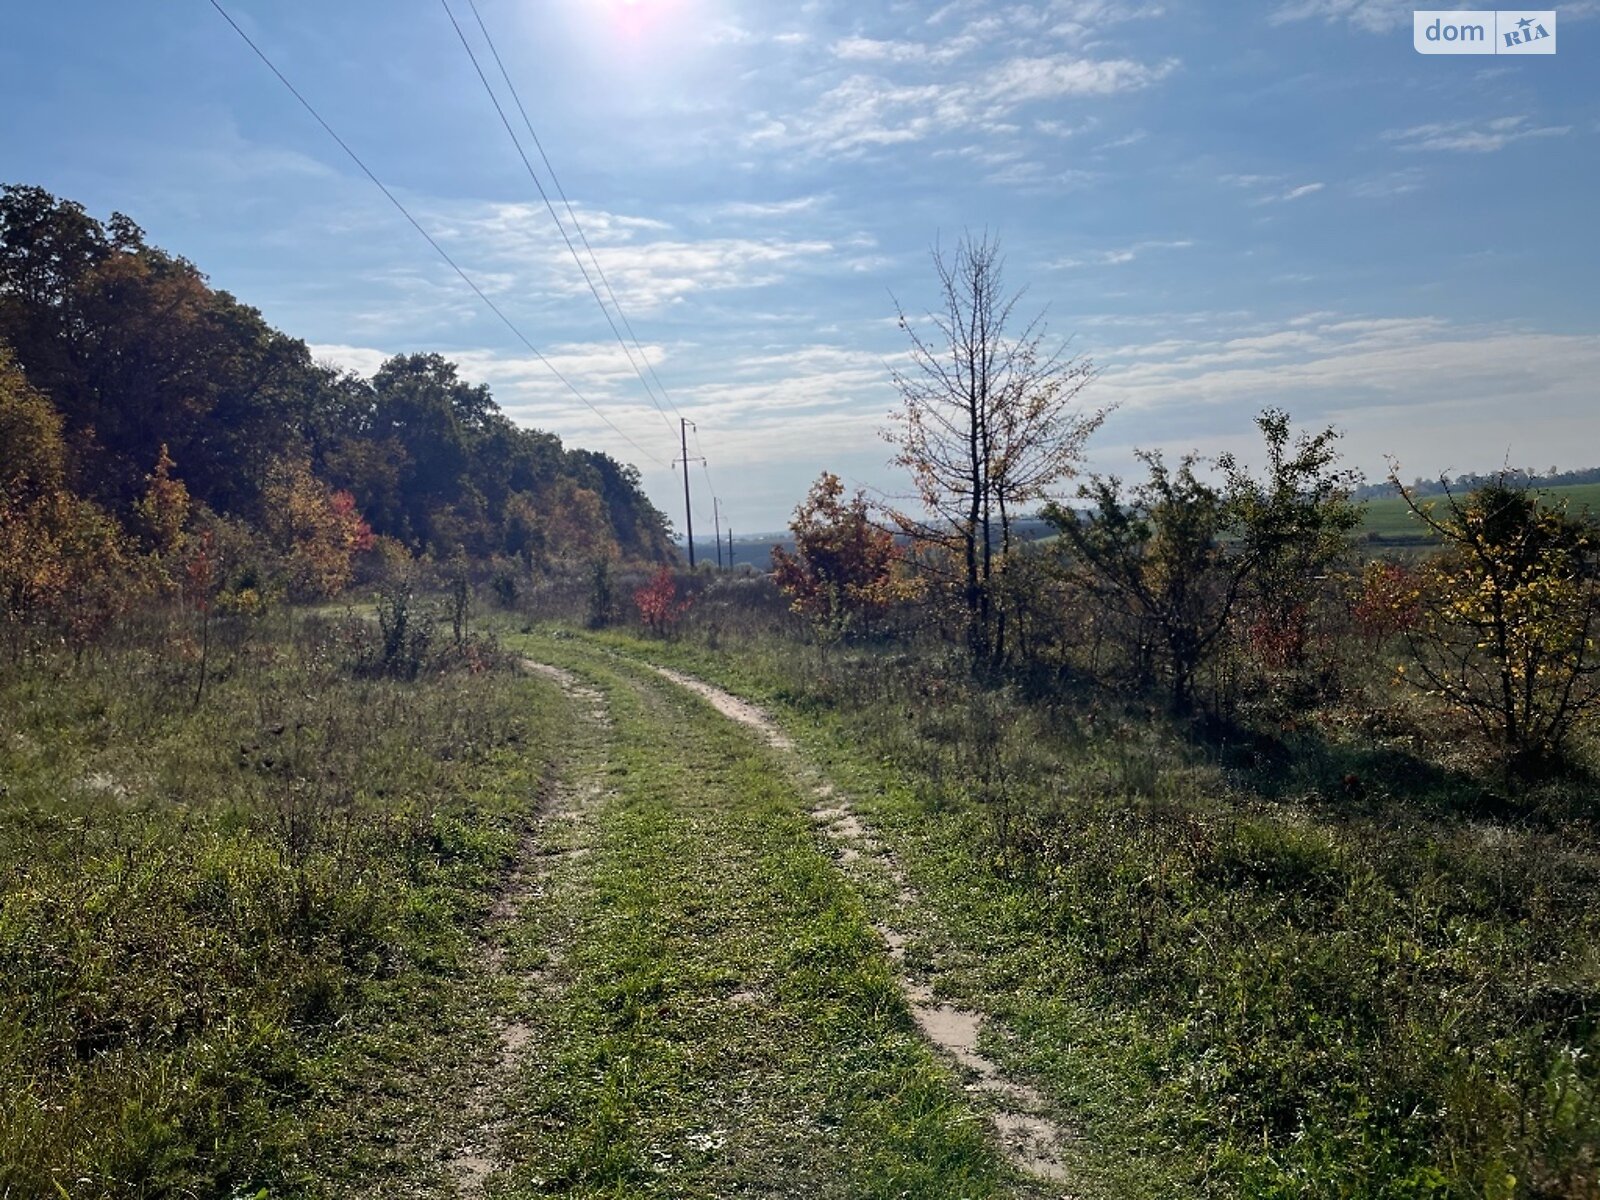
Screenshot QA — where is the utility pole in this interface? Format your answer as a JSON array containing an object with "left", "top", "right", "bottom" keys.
[
  {"left": 727, "top": 526, "right": 734, "bottom": 571},
  {"left": 676, "top": 417, "right": 701, "bottom": 569},
  {"left": 712, "top": 498, "right": 724, "bottom": 571}
]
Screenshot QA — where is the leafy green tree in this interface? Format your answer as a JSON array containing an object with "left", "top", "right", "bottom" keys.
[
  {"left": 1047, "top": 452, "right": 1250, "bottom": 713},
  {"left": 1221, "top": 409, "right": 1363, "bottom": 672}
]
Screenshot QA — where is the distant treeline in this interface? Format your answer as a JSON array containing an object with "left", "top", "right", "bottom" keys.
[
  {"left": 1355, "top": 465, "right": 1600, "bottom": 500},
  {"left": 0, "top": 183, "right": 672, "bottom": 627}
]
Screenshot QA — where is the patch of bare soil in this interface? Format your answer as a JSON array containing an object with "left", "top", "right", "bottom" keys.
[
  {"left": 651, "top": 666, "right": 795, "bottom": 750},
  {"left": 643, "top": 663, "right": 1077, "bottom": 1190}
]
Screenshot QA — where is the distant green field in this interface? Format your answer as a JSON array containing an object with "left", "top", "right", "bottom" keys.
[{"left": 1361, "top": 482, "right": 1600, "bottom": 542}]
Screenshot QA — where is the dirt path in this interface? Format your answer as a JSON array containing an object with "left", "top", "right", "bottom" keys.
[
  {"left": 642, "top": 663, "right": 1076, "bottom": 1188},
  {"left": 441, "top": 660, "right": 611, "bottom": 1196}
]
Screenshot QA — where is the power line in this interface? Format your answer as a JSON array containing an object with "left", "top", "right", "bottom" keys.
[
  {"left": 439, "top": 0, "right": 678, "bottom": 441},
  {"left": 205, "top": 0, "right": 669, "bottom": 469},
  {"left": 460, "top": 0, "right": 685, "bottom": 423}
]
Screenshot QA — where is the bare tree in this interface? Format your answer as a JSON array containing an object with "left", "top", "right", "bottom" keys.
[{"left": 884, "top": 232, "right": 1106, "bottom": 670}]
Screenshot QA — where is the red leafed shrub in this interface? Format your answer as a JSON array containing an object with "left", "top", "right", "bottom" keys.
[
  {"left": 1247, "top": 602, "right": 1311, "bottom": 671},
  {"left": 635, "top": 567, "right": 690, "bottom": 636},
  {"left": 330, "top": 491, "right": 376, "bottom": 555},
  {"left": 1351, "top": 559, "right": 1421, "bottom": 644}
]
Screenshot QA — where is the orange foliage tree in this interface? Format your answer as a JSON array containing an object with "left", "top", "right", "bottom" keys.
[
  {"left": 260, "top": 456, "right": 374, "bottom": 601},
  {"left": 134, "top": 443, "right": 192, "bottom": 589},
  {"left": 771, "top": 472, "right": 907, "bottom": 637},
  {"left": 541, "top": 478, "right": 618, "bottom": 565},
  {"left": 0, "top": 346, "right": 134, "bottom": 650}
]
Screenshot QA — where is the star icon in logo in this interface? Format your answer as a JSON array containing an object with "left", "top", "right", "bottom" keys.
[{"left": 1517, "top": 16, "right": 1534, "bottom": 30}]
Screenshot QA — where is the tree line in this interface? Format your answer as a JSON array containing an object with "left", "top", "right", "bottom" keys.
[
  {"left": 1354, "top": 464, "right": 1600, "bottom": 501},
  {"left": 0, "top": 184, "right": 673, "bottom": 646}
]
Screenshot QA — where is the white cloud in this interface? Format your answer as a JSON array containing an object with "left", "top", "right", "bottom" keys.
[
  {"left": 832, "top": 34, "right": 976, "bottom": 64},
  {"left": 1086, "top": 313, "right": 1600, "bottom": 484},
  {"left": 1271, "top": 0, "right": 1600, "bottom": 31},
  {"left": 746, "top": 54, "right": 1176, "bottom": 158},
  {"left": 1035, "top": 116, "right": 1097, "bottom": 137},
  {"left": 1384, "top": 115, "right": 1571, "bottom": 153},
  {"left": 928, "top": 0, "right": 1167, "bottom": 42},
  {"left": 1097, "top": 129, "right": 1148, "bottom": 150},
  {"left": 716, "top": 196, "right": 828, "bottom": 219},
  {"left": 1219, "top": 172, "right": 1282, "bottom": 189},
  {"left": 1349, "top": 168, "right": 1425, "bottom": 198},
  {"left": 1254, "top": 181, "right": 1325, "bottom": 204},
  {"left": 308, "top": 343, "right": 393, "bottom": 377},
  {"left": 430, "top": 200, "right": 834, "bottom": 313},
  {"left": 1267, "top": 1, "right": 1413, "bottom": 33},
  {"left": 1051, "top": 238, "right": 1193, "bottom": 268}
]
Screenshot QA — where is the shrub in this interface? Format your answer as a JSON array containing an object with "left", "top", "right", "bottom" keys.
[
  {"left": 635, "top": 567, "right": 691, "bottom": 637},
  {"left": 1394, "top": 475, "right": 1600, "bottom": 770}
]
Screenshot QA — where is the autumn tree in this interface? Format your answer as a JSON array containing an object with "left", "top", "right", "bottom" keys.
[
  {"left": 260, "top": 456, "right": 373, "bottom": 601},
  {"left": 0, "top": 185, "right": 674, "bottom": 587},
  {"left": 134, "top": 444, "right": 193, "bottom": 583},
  {"left": 885, "top": 232, "right": 1104, "bottom": 670},
  {"left": 541, "top": 477, "right": 619, "bottom": 565},
  {"left": 771, "top": 472, "right": 906, "bottom": 638},
  {"left": 1392, "top": 473, "right": 1600, "bottom": 769},
  {"left": 0, "top": 345, "right": 133, "bottom": 651}
]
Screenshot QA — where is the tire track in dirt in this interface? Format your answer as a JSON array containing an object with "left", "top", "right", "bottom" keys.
[
  {"left": 442, "top": 660, "right": 611, "bottom": 1196},
  {"left": 646, "top": 664, "right": 1077, "bottom": 1190}
]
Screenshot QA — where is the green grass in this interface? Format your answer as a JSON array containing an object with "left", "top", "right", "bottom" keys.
[
  {"left": 560, "top": 621, "right": 1600, "bottom": 1199},
  {"left": 15, "top": 592, "right": 1599, "bottom": 1196},
  {"left": 0, "top": 608, "right": 567, "bottom": 1198}
]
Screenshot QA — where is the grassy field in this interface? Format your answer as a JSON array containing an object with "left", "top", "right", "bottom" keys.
[
  {"left": 8, "top": 591, "right": 1599, "bottom": 1197},
  {"left": 0, "top": 608, "right": 567, "bottom": 1197},
  {"left": 571, "top": 622, "right": 1600, "bottom": 1199},
  {"left": 1360, "top": 482, "right": 1600, "bottom": 543}
]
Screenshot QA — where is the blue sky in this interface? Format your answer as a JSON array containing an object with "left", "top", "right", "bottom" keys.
[{"left": 3, "top": 1, "right": 1598, "bottom": 533}]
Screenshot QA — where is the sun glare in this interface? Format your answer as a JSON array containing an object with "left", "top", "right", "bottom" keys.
[{"left": 590, "top": 0, "right": 686, "bottom": 39}]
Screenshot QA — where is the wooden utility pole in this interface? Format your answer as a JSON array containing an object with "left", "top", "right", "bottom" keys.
[
  {"left": 727, "top": 527, "right": 734, "bottom": 571},
  {"left": 713, "top": 498, "right": 724, "bottom": 571},
  {"left": 677, "top": 418, "right": 699, "bottom": 568}
]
